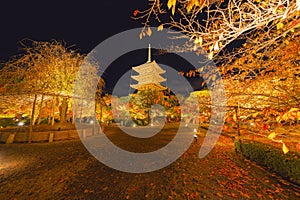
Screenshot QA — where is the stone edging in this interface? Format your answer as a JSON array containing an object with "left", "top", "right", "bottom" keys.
[{"left": 0, "top": 127, "right": 102, "bottom": 144}]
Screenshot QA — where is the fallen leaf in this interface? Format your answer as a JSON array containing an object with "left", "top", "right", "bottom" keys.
[
  {"left": 216, "top": 193, "right": 223, "bottom": 198},
  {"left": 103, "top": 186, "right": 108, "bottom": 191}
]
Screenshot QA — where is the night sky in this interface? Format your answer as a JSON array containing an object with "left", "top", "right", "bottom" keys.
[
  {"left": 0, "top": 1, "right": 144, "bottom": 60},
  {"left": 0, "top": 0, "right": 203, "bottom": 95}
]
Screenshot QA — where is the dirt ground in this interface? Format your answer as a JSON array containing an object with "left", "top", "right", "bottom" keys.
[{"left": 0, "top": 125, "right": 300, "bottom": 199}]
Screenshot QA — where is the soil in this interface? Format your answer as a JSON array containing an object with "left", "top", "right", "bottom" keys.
[{"left": 0, "top": 124, "right": 300, "bottom": 199}]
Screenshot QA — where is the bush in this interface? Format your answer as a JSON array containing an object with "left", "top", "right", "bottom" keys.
[
  {"left": 235, "top": 140, "right": 300, "bottom": 185},
  {"left": 134, "top": 119, "right": 146, "bottom": 126},
  {"left": 0, "top": 118, "right": 16, "bottom": 128},
  {"left": 124, "top": 121, "right": 134, "bottom": 127},
  {"left": 39, "top": 118, "right": 49, "bottom": 125}
]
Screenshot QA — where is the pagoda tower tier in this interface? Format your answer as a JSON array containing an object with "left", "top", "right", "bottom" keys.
[{"left": 130, "top": 44, "right": 166, "bottom": 91}]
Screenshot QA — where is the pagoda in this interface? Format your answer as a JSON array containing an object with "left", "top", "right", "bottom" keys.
[{"left": 130, "top": 44, "right": 166, "bottom": 91}]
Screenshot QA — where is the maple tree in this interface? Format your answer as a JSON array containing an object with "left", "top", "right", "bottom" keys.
[
  {"left": 0, "top": 40, "right": 104, "bottom": 141},
  {"left": 129, "top": 89, "right": 163, "bottom": 125},
  {"left": 134, "top": 0, "right": 300, "bottom": 154},
  {"left": 134, "top": 0, "right": 300, "bottom": 61}
]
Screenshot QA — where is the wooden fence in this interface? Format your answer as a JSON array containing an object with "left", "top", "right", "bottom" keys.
[{"left": 0, "top": 127, "right": 102, "bottom": 144}]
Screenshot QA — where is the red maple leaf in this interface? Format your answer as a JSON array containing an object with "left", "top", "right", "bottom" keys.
[{"left": 133, "top": 9, "right": 139, "bottom": 17}]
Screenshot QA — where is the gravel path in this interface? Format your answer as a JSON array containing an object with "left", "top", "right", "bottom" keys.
[{"left": 1, "top": 127, "right": 300, "bottom": 199}]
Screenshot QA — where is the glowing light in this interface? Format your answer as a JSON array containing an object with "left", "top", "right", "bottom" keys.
[
  {"left": 90, "top": 120, "right": 94, "bottom": 124},
  {"left": 18, "top": 122, "right": 24, "bottom": 126},
  {"left": 193, "top": 128, "right": 197, "bottom": 133},
  {"left": 250, "top": 122, "right": 254, "bottom": 126}
]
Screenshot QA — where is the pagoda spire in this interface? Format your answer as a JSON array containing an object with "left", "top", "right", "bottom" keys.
[{"left": 147, "top": 44, "right": 151, "bottom": 63}]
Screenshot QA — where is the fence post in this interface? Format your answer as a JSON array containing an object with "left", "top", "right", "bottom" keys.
[
  {"left": 6, "top": 133, "right": 16, "bottom": 144},
  {"left": 49, "top": 132, "right": 54, "bottom": 143},
  {"left": 83, "top": 129, "right": 86, "bottom": 138}
]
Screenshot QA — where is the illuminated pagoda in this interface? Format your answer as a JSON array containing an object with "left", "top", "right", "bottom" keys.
[{"left": 130, "top": 44, "right": 166, "bottom": 91}]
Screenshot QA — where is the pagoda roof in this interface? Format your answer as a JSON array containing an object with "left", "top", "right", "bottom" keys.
[
  {"left": 132, "top": 60, "right": 165, "bottom": 74},
  {"left": 130, "top": 83, "right": 166, "bottom": 90},
  {"left": 132, "top": 73, "right": 166, "bottom": 83}
]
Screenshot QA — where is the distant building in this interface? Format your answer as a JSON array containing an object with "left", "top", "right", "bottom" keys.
[{"left": 130, "top": 44, "right": 166, "bottom": 91}]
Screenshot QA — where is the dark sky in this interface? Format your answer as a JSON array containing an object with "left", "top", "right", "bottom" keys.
[
  {"left": 0, "top": 1, "right": 145, "bottom": 60},
  {"left": 0, "top": 0, "right": 203, "bottom": 95}
]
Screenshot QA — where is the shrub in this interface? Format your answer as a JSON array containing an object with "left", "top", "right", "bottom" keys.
[
  {"left": 0, "top": 118, "right": 16, "bottom": 128},
  {"left": 235, "top": 140, "right": 300, "bottom": 185}
]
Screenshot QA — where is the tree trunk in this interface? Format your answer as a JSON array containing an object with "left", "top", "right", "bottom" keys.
[
  {"left": 80, "top": 99, "right": 83, "bottom": 123},
  {"left": 71, "top": 97, "right": 76, "bottom": 124},
  {"left": 100, "top": 103, "right": 103, "bottom": 123},
  {"left": 51, "top": 96, "right": 55, "bottom": 125},
  {"left": 59, "top": 97, "right": 68, "bottom": 123},
  {"left": 29, "top": 94, "right": 37, "bottom": 143},
  {"left": 37, "top": 94, "right": 44, "bottom": 125},
  {"left": 235, "top": 106, "right": 243, "bottom": 155},
  {"left": 93, "top": 100, "right": 97, "bottom": 135}
]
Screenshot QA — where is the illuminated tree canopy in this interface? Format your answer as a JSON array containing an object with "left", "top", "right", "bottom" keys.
[
  {"left": 134, "top": 0, "right": 300, "bottom": 61},
  {"left": 0, "top": 40, "right": 104, "bottom": 129},
  {"left": 133, "top": 0, "right": 300, "bottom": 153}
]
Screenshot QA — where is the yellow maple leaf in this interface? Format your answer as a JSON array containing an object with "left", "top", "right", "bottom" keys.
[
  {"left": 233, "top": 114, "right": 237, "bottom": 122},
  {"left": 276, "top": 116, "right": 281, "bottom": 122},
  {"left": 268, "top": 132, "right": 276, "bottom": 140},
  {"left": 208, "top": 51, "right": 213, "bottom": 60},
  {"left": 139, "top": 32, "right": 143, "bottom": 40},
  {"left": 194, "top": 37, "right": 199, "bottom": 44},
  {"left": 297, "top": 112, "right": 300, "bottom": 120},
  {"left": 282, "top": 142, "right": 289, "bottom": 154},
  {"left": 282, "top": 113, "right": 289, "bottom": 121},
  {"left": 289, "top": 108, "right": 299, "bottom": 112},
  {"left": 146, "top": 27, "right": 152, "bottom": 36},
  {"left": 167, "top": 0, "right": 176, "bottom": 15},
  {"left": 199, "top": 36, "right": 203, "bottom": 46},
  {"left": 277, "top": 22, "right": 284, "bottom": 30},
  {"left": 172, "top": 5, "right": 176, "bottom": 15},
  {"left": 186, "top": 0, "right": 194, "bottom": 13},
  {"left": 157, "top": 24, "right": 164, "bottom": 31},
  {"left": 252, "top": 112, "right": 259, "bottom": 118}
]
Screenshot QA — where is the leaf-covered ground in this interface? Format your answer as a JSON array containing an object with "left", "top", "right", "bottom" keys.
[{"left": 0, "top": 125, "right": 300, "bottom": 199}]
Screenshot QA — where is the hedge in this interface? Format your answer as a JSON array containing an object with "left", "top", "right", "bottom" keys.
[{"left": 235, "top": 140, "right": 300, "bottom": 185}]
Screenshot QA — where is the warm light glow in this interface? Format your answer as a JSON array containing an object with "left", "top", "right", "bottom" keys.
[{"left": 18, "top": 122, "right": 24, "bottom": 126}]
